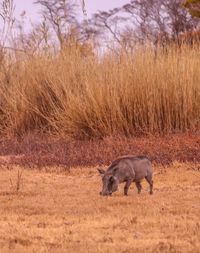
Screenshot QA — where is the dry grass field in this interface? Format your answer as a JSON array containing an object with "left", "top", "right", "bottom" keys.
[
  {"left": 0, "top": 3, "right": 200, "bottom": 253},
  {"left": 0, "top": 162, "right": 199, "bottom": 253},
  {"left": 1, "top": 45, "right": 200, "bottom": 139}
]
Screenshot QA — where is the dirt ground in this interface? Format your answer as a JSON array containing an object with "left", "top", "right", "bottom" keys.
[{"left": 0, "top": 162, "right": 200, "bottom": 253}]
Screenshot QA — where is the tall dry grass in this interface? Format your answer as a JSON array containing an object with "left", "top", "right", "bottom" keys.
[{"left": 0, "top": 44, "right": 200, "bottom": 139}]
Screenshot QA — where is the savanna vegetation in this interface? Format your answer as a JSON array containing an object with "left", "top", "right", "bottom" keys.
[
  {"left": 0, "top": 0, "right": 200, "bottom": 140},
  {"left": 0, "top": 1, "right": 200, "bottom": 253},
  {"left": 0, "top": 44, "right": 200, "bottom": 139}
]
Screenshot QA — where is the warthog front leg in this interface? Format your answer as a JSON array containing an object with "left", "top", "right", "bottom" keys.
[
  {"left": 124, "top": 180, "right": 132, "bottom": 196},
  {"left": 149, "top": 180, "right": 153, "bottom": 195},
  {"left": 135, "top": 181, "right": 142, "bottom": 194}
]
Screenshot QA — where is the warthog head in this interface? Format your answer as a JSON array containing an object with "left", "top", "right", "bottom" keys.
[{"left": 98, "top": 168, "right": 119, "bottom": 196}]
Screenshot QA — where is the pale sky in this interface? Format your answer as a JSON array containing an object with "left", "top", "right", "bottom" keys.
[{"left": 14, "top": 0, "right": 129, "bottom": 23}]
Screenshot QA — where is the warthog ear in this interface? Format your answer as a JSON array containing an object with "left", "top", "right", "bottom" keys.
[
  {"left": 97, "top": 168, "right": 105, "bottom": 175},
  {"left": 113, "top": 167, "right": 118, "bottom": 174}
]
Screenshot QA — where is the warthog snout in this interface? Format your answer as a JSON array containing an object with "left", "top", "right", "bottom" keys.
[
  {"left": 99, "top": 190, "right": 111, "bottom": 196},
  {"left": 100, "top": 191, "right": 112, "bottom": 196},
  {"left": 98, "top": 168, "right": 118, "bottom": 197},
  {"left": 99, "top": 189, "right": 113, "bottom": 196}
]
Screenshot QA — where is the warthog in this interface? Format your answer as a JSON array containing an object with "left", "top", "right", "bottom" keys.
[{"left": 98, "top": 156, "right": 153, "bottom": 196}]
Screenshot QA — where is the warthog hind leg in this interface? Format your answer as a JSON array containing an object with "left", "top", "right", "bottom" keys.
[
  {"left": 145, "top": 175, "right": 153, "bottom": 194},
  {"left": 135, "top": 181, "right": 142, "bottom": 194},
  {"left": 124, "top": 180, "right": 132, "bottom": 196}
]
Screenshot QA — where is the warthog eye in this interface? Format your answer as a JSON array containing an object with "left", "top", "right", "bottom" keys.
[
  {"left": 108, "top": 177, "right": 114, "bottom": 191},
  {"left": 109, "top": 176, "right": 114, "bottom": 183}
]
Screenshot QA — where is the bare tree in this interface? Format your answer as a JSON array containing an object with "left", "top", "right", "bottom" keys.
[
  {"left": 34, "top": 0, "right": 78, "bottom": 49},
  {"left": 85, "top": 8, "right": 128, "bottom": 53},
  {"left": 88, "top": 0, "right": 199, "bottom": 52},
  {"left": 121, "top": 0, "right": 199, "bottom": 45}
]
